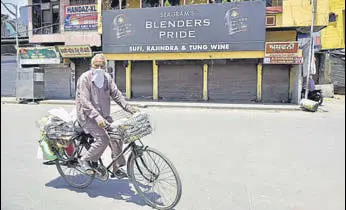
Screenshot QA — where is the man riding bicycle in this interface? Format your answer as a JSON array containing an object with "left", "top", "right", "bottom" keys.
[{"left": 75, "top": 53, "right": 137, "bottom": 179}]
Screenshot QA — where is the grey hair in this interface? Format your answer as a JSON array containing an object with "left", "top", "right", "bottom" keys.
[{"left": 91, "top": 53, "right": 108, "bottom": 67}]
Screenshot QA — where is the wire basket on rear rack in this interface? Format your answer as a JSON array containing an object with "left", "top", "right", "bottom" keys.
[
  {"left": 110, "top": 109, "right": 153, "bottom": 144},
  {"left": 36, "top": 115, "right": 76, "bottom": 148}
]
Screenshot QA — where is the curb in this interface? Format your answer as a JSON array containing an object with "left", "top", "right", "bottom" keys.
[
  {"left": 130, "top": 103, "right": 301, "bottom": 111},
  {"left": 1, "top": 99, "right": 301, "bottom": 111}
]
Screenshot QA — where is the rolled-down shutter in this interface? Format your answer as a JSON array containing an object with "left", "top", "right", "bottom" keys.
[
  {"left": 132, "top": 61, "right": 153, "bottom": 100},
  {"left": 208, "top": 63, "right": 257, "bottom": 102},
  {"left": 115, "top": 61, "right": 126, "bottom": 95},
  {"left": 44, "top": 65, "right": 71, "bottom": 99},
  {"left": 159, "top": 64, "right": 203, "bottom": 101},
  {"left": 74, "top": 58, "right": 90, "bottom": 86},
  {"left": 262, "top": 65, "right": 290, "bottom": 103},
  {"left": 330, "top": 55, "right": 345, "bottom": 94},
  {"left": 1, "top": 56, "right": 17, "bottom": 96}
]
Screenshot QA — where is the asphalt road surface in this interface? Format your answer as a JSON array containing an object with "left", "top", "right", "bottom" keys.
[{"left": 1, "top": 99, "right": 345, "bottom": 210}]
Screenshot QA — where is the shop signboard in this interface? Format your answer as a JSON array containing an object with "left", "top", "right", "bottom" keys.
[
  {"left": 19, "top": 47, "right": 60, "bottom": 65},
  {"left": 264, "top": 42, "right": 303, "bottom": 64},
  {"left": 57, "top": 45, "right": 92, "bottom": 58},
  {"left": 102, "top": 1, "right": 266, "bottom": 53}
]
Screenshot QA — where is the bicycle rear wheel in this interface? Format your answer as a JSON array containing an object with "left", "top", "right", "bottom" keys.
[
  {"left": 127, "top": 147, "right": 182, "bottom": 210},
  {"left": 55, "top": 140, "right": 95, "bottom": 189}
]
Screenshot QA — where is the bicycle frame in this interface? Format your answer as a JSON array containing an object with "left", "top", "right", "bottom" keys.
[
  {"left": 53, "top": 132, "right": 157, "bottom": 180},
  {"left": 104, "top": 141, "right": 134, "bottom": 171},
  {"left": 75, "top": 133, "right": 147, "bottom": 173}
]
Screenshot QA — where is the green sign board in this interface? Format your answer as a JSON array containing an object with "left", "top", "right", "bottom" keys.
[{"left": 19, "top": 47, "right": 60, "bottom": 65}]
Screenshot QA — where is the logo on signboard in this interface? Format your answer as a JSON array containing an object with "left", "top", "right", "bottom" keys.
[
  {"left": 224, "top": 6, "right": 248, "bottom": 36},
  {"left": 113, "top": 14, "right": 133, "bottom": 39}
]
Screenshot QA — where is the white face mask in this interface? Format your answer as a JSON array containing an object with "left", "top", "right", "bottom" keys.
[{"left": 91, "top": 68, "right": 105, "bottom": 88}]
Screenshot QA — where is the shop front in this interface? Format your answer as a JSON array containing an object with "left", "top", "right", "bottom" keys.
[
  {"left": 263, "top": 41, "right": 303, "bottom": 103},
  {"left": 57, "top": 45, "right": 93, "bottom": 98},
  {"left": 102, "top": 1, "right": 268, "bottom": 102},
  {"left": 208, "top": 60, "right": 258, "bottom": 102},
  {"left": 113, "top": 61, "right": 127, "bottom": 94},
  {"left": 132, "top": 61, "right": 153, "bottom": 100},
  {"left": 1, "top": 56, "right": 17, "bottom": 97},
  {"left": 18, "top": 46, "right": 72, "bottom": 99}
]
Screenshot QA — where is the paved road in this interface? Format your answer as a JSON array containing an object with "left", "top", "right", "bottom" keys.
[{"left": 1, "top": 99, "right": 345, "bottom": 210}]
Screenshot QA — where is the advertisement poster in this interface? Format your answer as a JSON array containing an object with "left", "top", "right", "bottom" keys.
[{"left": 64, "top": 4, "right": 98, "bottom": 31}]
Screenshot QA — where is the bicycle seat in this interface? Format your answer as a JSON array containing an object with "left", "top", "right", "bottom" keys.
[{"left": 74, "top": 121, "right": 94, "bottom": 140}]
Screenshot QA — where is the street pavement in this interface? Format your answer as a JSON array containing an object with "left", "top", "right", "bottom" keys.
[{"left": 1, "top": 97, "right": 345, "bottom": 210}]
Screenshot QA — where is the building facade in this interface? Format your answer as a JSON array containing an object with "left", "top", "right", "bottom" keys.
[
  {"left": 319, "top": 0, "right": 345, "bottom": 94},
  {"left": 9, "top": 0, "right": 329, "bottom": 102},
  {"left": 102, "top": 0, "right": 329, "bottom": 104},
  {"left": 22, "top": 0, "right": 102, "bottom": 99},
  {"left": 321, "top": 0, "right": 345, "bottom": 50}
]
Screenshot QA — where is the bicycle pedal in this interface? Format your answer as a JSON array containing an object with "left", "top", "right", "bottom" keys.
[
  {"left": 95, "top": 166, "right": 109, "bottom": 181},
  {"left": 84, "top": 169, "right": 95, "bottom": 176}
]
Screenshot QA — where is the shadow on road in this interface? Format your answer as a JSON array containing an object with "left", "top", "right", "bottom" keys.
[{"left": 45, "top": 176, "right": 146, "bottom": 206}]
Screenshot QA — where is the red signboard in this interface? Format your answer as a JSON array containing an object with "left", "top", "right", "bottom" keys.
[
  {"left": 265, "top": 42, "right": 299, "bottom": 55},
  {"left": 264, "top": 42, "right": 302, "bottom": 64}
]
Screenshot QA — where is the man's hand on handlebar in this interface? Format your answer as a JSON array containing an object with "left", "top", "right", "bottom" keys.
[
  {"left": 95, "top": 116, "right": 109, "bottom": 128},
  {"left": 128, "top": 106, "right": 139, "bottom": 114}
]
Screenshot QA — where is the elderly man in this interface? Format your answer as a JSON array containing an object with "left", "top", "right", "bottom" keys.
[{"left": 76, "top": 53, "right": 136, "bottom": 179}]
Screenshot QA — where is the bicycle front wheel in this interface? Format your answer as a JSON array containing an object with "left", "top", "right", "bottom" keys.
[{"left": 127, "top": 147, "right": 182, "bottom": 210}]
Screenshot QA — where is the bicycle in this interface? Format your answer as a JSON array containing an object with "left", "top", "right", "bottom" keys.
[{"left": 49, "top": 111, "right": 182, "bottom": 210}]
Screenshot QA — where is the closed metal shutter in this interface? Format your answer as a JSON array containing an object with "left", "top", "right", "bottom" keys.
[
  {"left": 1, "top": 56, "right": 17, "bottom": 96},
  {"left": 132, "top": 61, "right": 153, "bottom": 100},
  {"left": 159, "top": 64, "right": 203, "bottom": 101},
  {"left": 74, "top": 58, "right": 90, "bottom": 86},
  {"left": 330, "top": 55, "right": 345, "bottom": 94},
  {"left": 208, "top": 62, "right": 257, "bottom": 102},
  {"left": 44, "top": 65, "right": 71, "bottom": 99},
  {"left": 262, "top": 65, "right": 290, "bottom": 103},
  {"left": 115, "top": 61, "right": 126, "bottom": 95}
]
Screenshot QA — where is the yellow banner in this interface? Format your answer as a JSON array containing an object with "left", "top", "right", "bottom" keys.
[{"left": 57, "top": 45, "right": 92, "bottom": 58}]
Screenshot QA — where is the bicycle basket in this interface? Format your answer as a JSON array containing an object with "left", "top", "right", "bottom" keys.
[{"left": 110, "top": 111, "right": 153, "bottom": 144}]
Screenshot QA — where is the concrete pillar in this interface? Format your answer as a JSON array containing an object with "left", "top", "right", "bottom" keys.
[
  {"left": 153, "top": 60, "right": 158, "bottom": 100},
  {"left": 291, "top": 64, "right": 303, "bottom": 104},
  {"left": 256, "top": 63, "right": 263, "bottom": 102},
  {"left": 70, "top": 60, "right": 75, "bottom": 98},
  {"left": 126, "top": 61, "right": 132, "bottom": 99},
  {"left": 203, "top": 64, "right": 208, "bottom": 101}
]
